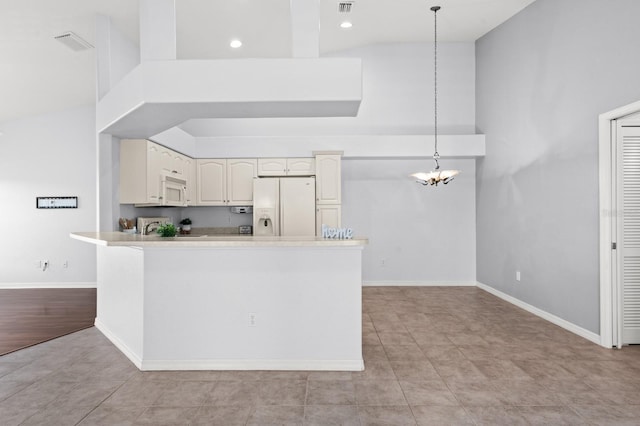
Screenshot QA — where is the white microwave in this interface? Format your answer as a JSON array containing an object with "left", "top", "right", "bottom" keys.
[{"left": 160, "top": 173, "right": 188, "bottom": 206}]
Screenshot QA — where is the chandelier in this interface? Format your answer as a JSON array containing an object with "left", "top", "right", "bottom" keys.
[{"left": 411, "top": 5, "right": 460, "bottom": 186}]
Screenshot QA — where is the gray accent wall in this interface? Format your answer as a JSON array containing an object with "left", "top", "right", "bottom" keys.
[{"left": 476, "top": 0, "right": 640, "bottom": 333}]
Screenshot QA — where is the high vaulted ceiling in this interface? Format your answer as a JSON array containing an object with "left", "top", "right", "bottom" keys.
[{"left": 0, "top": 0, "right": 536, "bottom": 124}]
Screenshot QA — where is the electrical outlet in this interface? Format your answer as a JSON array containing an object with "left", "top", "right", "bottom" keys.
[
  {"left": 34, "top": 260, "right": 42, "bottom": 269},
  {"left": 516, "top": 271, "right": 521, "bottom": 282},
  {"left": 248, "top": 313, "right": 257, "bottom": 327},
  {"left": 63, "top": 260, "right": 68, "bottom": 268}
]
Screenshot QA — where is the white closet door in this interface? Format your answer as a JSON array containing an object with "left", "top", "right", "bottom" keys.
[{"left": 618, "top": 124, "right": 640, "bottom": 344}]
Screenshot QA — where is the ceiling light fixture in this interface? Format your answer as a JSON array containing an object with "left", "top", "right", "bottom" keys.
[
  {"left": 340, "top": 21, "right": 353, "bottom": 29},
  {"left": 230, "top": 39, "right": 242, "bottom": 48},
  {"left": 410, "top": 5, "right": 459, "bottom": 186}
]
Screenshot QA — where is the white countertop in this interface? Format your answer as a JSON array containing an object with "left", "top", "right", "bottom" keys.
[{"left": 71, "top": 232, "right": 368, "bottom": 248}]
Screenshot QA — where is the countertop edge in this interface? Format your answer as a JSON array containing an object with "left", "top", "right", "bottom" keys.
[{"left": 70, "top": 232, "right": 368, "bottom": 248}]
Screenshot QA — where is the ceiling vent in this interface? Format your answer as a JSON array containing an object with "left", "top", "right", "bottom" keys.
[
  {"left": 338, "top": 1, "right": 354, "bottom": 13},
  {"left": 54, "top": 31, "right": 93, "bottom": 52}
]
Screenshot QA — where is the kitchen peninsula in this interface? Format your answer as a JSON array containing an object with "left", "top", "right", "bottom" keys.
[{"left": 71, "top": 232, "right": 367, "bottom": 371}]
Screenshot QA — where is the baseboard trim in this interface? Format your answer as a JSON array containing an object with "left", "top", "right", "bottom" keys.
[
  {"left": 141, "top": 359, "right": 365, "bottom": 372},
  {"left": 476, "top": 281, "right": 601, "bottom": 345},
  {"left": 0, "top": 282, "right": 97, "bottom": 289},
  {"left": 94, "top": 319, "right": 143, "bottom": 369},
  {"left": 362, "top": 281, "right": 477, "bottom": 287}
]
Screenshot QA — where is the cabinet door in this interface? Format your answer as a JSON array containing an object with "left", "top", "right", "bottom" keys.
[
  {"left": 159, "top": 146, "right": 174, "bottom": 175},
  {"left": 146, "top": 141, "right": 161, "bottom": 202},
  {"left": 197, "top": 159, "right": 227, "bottom": 205},
  {"left": 172, "top": 153, "right": 186, "bottom": 177},
  {"left": 257, "top": 158, "right": 287, "bottom": 176},
  {"left": 185, "top": 156, "right": 196, "bottom": 205},
  {"left": 316, "top": 205, "right": 342, "bottom": 236},
  {"left": 227, "top": 159, "right": 257, "bottom": 205},
  {"left": 315, "top": 155, "right": 341, "bottom": 204},
  {"left": 287, "top": 158, "right": 315, "bottom": 176}
]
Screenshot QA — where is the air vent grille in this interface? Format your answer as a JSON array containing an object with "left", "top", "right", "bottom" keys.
[
  {"left": 54, "top": 31, "right": 93, "bottom": 52},
  {"left": 338, "top": 1, "right": 354, "bottom": 13}
]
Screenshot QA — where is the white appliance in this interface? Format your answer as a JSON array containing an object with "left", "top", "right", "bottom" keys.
[
  {"left": 160, "top": 173, "right": 188, "bottom": 207},
  {"left": 253, "top": 177, "right": 316, "bottom": 236}
]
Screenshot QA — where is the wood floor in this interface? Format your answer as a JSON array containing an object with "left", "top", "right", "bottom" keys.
[{"left": 0, "top": 288, "right": 96, "bottom": 355}]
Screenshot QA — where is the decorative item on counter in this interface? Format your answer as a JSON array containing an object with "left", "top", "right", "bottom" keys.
[
  {"left": 119, "top": 218, "right": 137, "bottom": 234},
  {"left": 321, "top": 224, "right": 353, "bottom": 239},
  {"left": 156, "top": 223, "right": 178, "bottom": 238},
  {"left": 179, "top": 218, "right": 192, "bottom": 234}
]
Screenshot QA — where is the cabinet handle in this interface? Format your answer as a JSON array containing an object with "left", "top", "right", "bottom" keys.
[{"left": 172, "top": 170, "right": 178, "bottom": 173}]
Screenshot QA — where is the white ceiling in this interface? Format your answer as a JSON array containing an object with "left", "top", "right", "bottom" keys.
[{"left": 0, "top": 0, "right": 536, "bottom": 124}]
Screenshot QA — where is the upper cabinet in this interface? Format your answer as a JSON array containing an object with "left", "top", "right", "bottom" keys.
[
  {"left": 257, "top": 158, "right": 286, "bottom": 176},
  {"left": 315, "top": 154, "right": 341, "bottom": 205},
  {"left": 120, "top": 139, "right": 194, "bottom": 206},
  {"left": 288, "top": 158, "right": 315, "bottom": 176},
  {"left": 196, "top": 159, "right": 226, "bottom": 205},
  {"left": 257, "top": 158, "right": 315, "bottom": 176},
  {"left": 120, "top": 139, "right": 162, "bottom": 204},
  {"left": 197, "top": 159, "right": 257, "bottom": 206},
  {"left": 185, "top": 156, "right": 196, "bottom": 206},
  {"left": 227, "top": 159, "right": 257, "bottom": 205},
  {"left": 159, "top": 146, "right": 189, "bottom": 177}
]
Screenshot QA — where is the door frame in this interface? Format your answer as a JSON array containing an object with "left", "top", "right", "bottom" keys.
[{"left": 599, "top": 99, "right": 640, "bottom": 348}]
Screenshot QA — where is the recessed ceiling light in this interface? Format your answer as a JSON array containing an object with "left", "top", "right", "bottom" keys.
[
  {"left": 340, "top": 21, "right": 353, "bottom": 29},
  {"left": 230, "top": 39, "right": 242, "bottom": 48}
]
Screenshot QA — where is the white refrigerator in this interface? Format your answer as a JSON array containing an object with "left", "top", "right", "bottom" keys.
[{"left": 253, "top": 177, "right": 316, "bottom": 236}]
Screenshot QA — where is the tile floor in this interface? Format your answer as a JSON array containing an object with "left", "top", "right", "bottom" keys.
[{"left": 1, "top": 286, "right": 639, "bottom": 425}]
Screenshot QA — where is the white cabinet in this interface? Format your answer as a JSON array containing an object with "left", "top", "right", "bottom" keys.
[
  {"left": 315, "top": 154, "right": 342, "bottom": 237},
  {"left": 197, "top": 159, "right": 257, "bottom": 206},
  {"left": 288, "top": 158, "right": 315, "bottom": 176},
  {"left": 257, "top": 158, "right": 287, "bottom": 176},
  {"left": 120, "top": 139, "right": 196, "bottom": 206},
  {"left": 315, "top": 154, "right": 341, "bottom": 204},
  {"left": 316, "top": 205, "right": 342, "bottom": 236},
  {"left": 185, "top": 156, "right": 196, "bottom": 205},
  {"left": 227, "top": 159, "right": 257, "bottom": 205},
  {"left": 197, "top": 159, "right": 226, "bottom": 205},
  {"left": 159, "top": 146, "right": 189, "bottom": 177},
  {"left": 120, "top": 139, "right": 162, "bottom": 204},
  {"left": 258, "top": 158, "right": 315, "bottom": 176}
]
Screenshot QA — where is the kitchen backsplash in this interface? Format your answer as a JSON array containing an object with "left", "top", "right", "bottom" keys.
[{"left": 119, "top": 205, "right": 252, "bottom": 230}]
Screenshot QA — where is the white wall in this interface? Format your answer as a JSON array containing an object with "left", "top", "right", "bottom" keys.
[
  {"left": 0, "top": 106, "right": 97, "bottom": 287},
  {"left": 344, "top": 158, "right": 476, "bottom": 284},
  {"left": 476, "top": 0, "right": 640, "bottom": 333}
]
